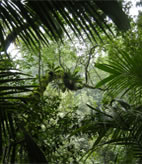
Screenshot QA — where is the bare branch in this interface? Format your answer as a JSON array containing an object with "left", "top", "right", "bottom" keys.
[{"left": 85, "top": 45, "right": 98, "bottom": 84}]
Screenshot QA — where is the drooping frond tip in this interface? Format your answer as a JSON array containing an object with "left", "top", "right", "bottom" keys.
[{"left": 95, "top": 0, "right": 130, "bottom": 31}]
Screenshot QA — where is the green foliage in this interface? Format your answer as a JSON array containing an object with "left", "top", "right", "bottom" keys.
[
  {"left": 0, "top": 56, "right": 94, "bottom": 163},
  {"left": 1, "top": 1, "right": 141, "bottom": 163},
  {"left": 95, "top": 23, "right": 142, "bottom": 104},
  {"left": 71, "top": 99, "right": 142, "bottom": 162},
  {"left": 0, "top": 56, "right": 39, "bottom": 163}
]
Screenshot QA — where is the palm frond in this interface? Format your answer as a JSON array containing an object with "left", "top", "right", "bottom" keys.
[
  {"left": 95, "top": 48, "right": 142, "bottom": 104},
  {"left": 0, "top": 57, "right": 39, "bottom": 163},
  {"left": 24, "top": 132, "right": 47, "bottom": 163},
  {"left": 0, "top": 0, "right": 130, "bottom": 51},
  {"left": 73, "top": 101, "right": 142, "bottom": 160}
]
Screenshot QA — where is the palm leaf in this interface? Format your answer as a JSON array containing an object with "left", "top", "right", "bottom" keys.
[
  {"left": 83, "top": 102, "right": 142, "bottom": 160},
  {"left": 24, "top": 132, "right": 47, "bottom": 163},
  {"left": 95, "top": 48, "right": 142, "bottom": 104},
  {"left": 0, "top": 0, "right": 130, "bottom": 51},
  {"left": 95, "top": 1, "right": 130, "bottom": 31},
  {"left": 0, "top": 58, "right": 37, "bottom": 162},
  {"left": 70, "top": 99, "right": 142, "bottom": 160}
]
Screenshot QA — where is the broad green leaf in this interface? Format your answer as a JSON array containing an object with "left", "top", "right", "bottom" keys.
[
  {"left": 95, "top": 74, "right": 117, "bottom": 88},
  {"left": 95, "top": 63, "right": 120, "bottom": 74}
]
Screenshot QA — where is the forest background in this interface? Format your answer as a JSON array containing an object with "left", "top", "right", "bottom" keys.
[{"left": 1, "top": 0, "right": 142, "bottom": 163}]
